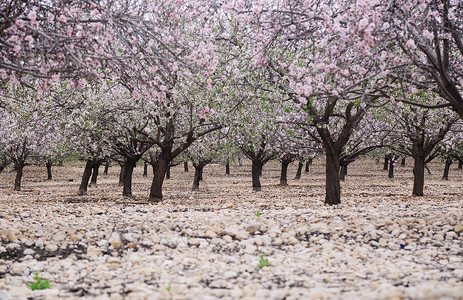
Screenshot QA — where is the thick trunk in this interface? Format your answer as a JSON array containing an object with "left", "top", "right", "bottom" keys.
[
  {"left": 123, "top": 159, "right": 136, "bottom": 197},
  {"left": 14, "top": 160, "right": 25, "bottom": 191},
  {"left": 143, "top": 161, "right": 148, "bottom": 177},
  {"left": 412, "top": 155, "right": 425, "bottom": 196},
  {"left": 279, "top": 160, "right": 290, "bottom": 186},
  {"left": 149, "top": 156, "right": 169, "bottom": 202},
  {"left": 340, "top": 164, "right": 347, "bottom": 182},
  {"left": 442, "top": 158, "right": 452, "bottom": 180},
  {"left": 225, "top": 161, "right": 230, "bottom": 175},
  {"left": 78, "top": 160, "right": 93, "bottom": 195},
  {"left": 252, "top": 160, "right": 262, "bottom": 191},
  {"left": 46, "top": 160, "right": 52, "bottom": 180},
  {"left": 192, "top": 165, "right": 203, "bottom": 191},
  {"left": 388, "top": 158, "right": 394, "bottom": 178},
  {"left": 383, "top": 156, "right": 389, "bottom": 170},
  {"left": 305, "top": 161, "right": 310, "bottom": 173},
  {"left": 90, "top": 161, "right": 101, "bottom": 185},
  {"left": 325, "top": 151, "right": 341, "bottom": 205},
  {"left": 295, "top": 161, "right": 303, "bottom": 179},
  {"left": 184, "top": 161, "right": 189, "bottom": 172},
  {"left": 103, "top": 160, "right": 109, "bottom": 175},
  {"left": 401, "top": 158, "right": 406, "bottom": 166},
  {"left": 119, "top": 163, "right": 126, "bottom": 187}
]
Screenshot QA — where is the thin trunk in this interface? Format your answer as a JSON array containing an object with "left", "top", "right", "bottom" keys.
[
  {"left": 459, "top": 160, "right": 462, "bottom": 169},
  {"left": 295, "top": 161, "right": 303, "bottom": 179},
  {"left": 90, "top": 161, "right": 101, "bottom": 185},
  {"left": 225, "top": 161, "right": 230, "bottom": 175},
  {"left": 103, "top": 160, "right": 109, "bottom": 175},
  {"left": 123, "top": 159, "right": 136, "bottom": 197},
  {"left": 325, "top": 150, "right": 341, "bottom": 205},
  {"left": 149, "top": 156, "right": 168, "bottom": 202},
  {"left": 252, "top": 160, "right": 262, "bottom": 191},
  {"left": 78, "top": 160, "right": 93, "bottom": 195},
  {"left": 0, "top": 159, "right": 10, "bottom": 174},
  {"left": 46, "top": 160, "right": 52, "bottom": 180},
  {"left": 383, "top": 156, "right": 389, "bottom": 170},
  {"left": 305, "top": 161, "right": 310, "bottom": 173},
  {"left": 279, "top": 160, "right": 290, "bottom": 186},
  {"left": 119, "top": 163, "right": 126, "bottom": 187},
  {"left": 184, "top": 161, "right": 189, "bottom": 172},
  {"left": 412, "top": 155, "right": 425, "bottom": 196},
  {"left": 143, "top": 161, "right": 148, "bottom": 177},
  {"left": 309, "top": 158, "right": 313, "bottom": 165},
  {"left": 340, "top": 164, "right": 347, "bottom": 181},
  {"left": 388, "top": 158, "right": 394, "bottom": 178},
  {"left": 442, "top": 158, "right": 452, "bottom": 180},
  {"left": 14, "top": 160, "right": 25, "bottom": 191},
  {"left": 192, "top": 165, "right": 203, "bottom": 191},
  {"left": 401, "top": 158, "right": 406, "bottom": 166}
]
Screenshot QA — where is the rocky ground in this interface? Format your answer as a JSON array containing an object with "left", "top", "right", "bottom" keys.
[{"left": 0, "top": 158, "right": 462, "bottom": 299}]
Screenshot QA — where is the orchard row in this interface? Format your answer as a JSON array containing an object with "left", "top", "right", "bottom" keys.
[{"left": 0, "top": 0, "right": 462, "bottom": 205}]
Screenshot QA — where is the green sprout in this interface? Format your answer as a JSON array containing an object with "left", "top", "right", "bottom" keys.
[
  {"left": 257, "top": 254, "right": 270, "bottom": 269},
  {"left": 166, "top": 283, "right": 172, "bottom": 291},
  {"left": 28, "top": 272, "right": 50, "bottom": 290},
  {"left": 255, "top": 211, "right": 263, "bottom": 217}
]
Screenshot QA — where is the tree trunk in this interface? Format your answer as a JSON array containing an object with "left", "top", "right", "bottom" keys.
[
  {"left": 90, "top": 161, "right": 101, "bottom": 185},
  {"left": 192, "top": 165, "right": 203, "bottom": 191},
  {"left": 0, "top": 158, "right": 10, "bottom": 174},
  {"left": 279, "top": 160, "right": 290, "bottom": 186},
  {"left": 401, "top": 158, "right": 406, "bottom": 166},
  {"left": 46, "top": 160, "right": 52, "bottom": 180},
  {"left": 166, "top": 165, "right": 171, "bottom": 180},
  {"left": 143, "top": 161, "right": 148, "bottom": 177},
  {"left": 225, "top": 161, "right": 230, "bottom": 175},
  {"left": 325, "top": 150, "right": 341, "bottom": 205},
  {"left": 459, "top": 160, "right": 462, "bottom": 169},
  {"left": 252, "top": 160, "right": 262, "bottom": 191},
  {"left": 149, "top": 155, "right": 169, "bottom": 202},
  {"left": 295, "top": 161, "right": 303, "bottom": 179},
  {"left": 412, "top": 155, "right": 425, "bottom": 196},
  {"left": 78, "top": 160, "right": 93, "bottom": 195},
  {"left": 184, "top": 161, "right": 189, "bottom": 172},
  {"left": 123, "top": 159, "right": 136, "bottom": 197},
  {"left": 388, "top": 158, "right": 394, "bottom": 178},
  {"left": 119, "top": 163, "right": 126, "bottom": 187},
  {"left": 340, "top": 164, "right": 347, "bottom": 182},
  {"left": 14, "top": 159, "right": 25, "bottom": 191},
  {"left": 442, "top": 158, "right": 452, "bottom": 180},
  {"left": 383, "top": 156, "right": 389, "bottom": 170},
  {"left": 103, "top": 160, "right": 109, "bottom": 175},
  {"left": 305, "top": 161, "right": 310, "bottom": 173}
]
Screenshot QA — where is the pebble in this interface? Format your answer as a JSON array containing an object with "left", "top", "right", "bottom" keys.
[
  {"left": 45, "top": 244, "right": 58, "bottom": 252},
  {"left": 245, "top": 222, "right": 262, "bottom": 233}
]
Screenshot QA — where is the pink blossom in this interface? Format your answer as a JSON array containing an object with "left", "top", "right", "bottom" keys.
[
  {"left": 27, "top": 10, "right": 37, "bottom": 21},
  {"left": 132, "top": 90, "right": 140, "bottom": 99}
]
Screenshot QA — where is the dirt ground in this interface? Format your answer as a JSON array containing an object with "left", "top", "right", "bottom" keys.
[{"left": 0, "top": 158, "right": 462, "bottom": 299}]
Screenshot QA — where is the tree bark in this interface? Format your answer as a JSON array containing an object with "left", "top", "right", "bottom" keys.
[
  {"left": 305, "top": 161, "right": 310, "bottom": 173},
  {"left": 225, "top": 161, "right": 230, "bottom": 175},
  {"left": 149, "top": 155, "right": 169, "bottom": 201},
  {"left": 279, "top": 160, "right": 290, "bottom": 186},
  {"left": 383, "top": 156, "right": 389, "bottom": 170},
  {"left": 46, "top": 160, "right": 52, "bottom": 180},
  {"left": 184, "top": 161, "right": 189, "bottom": 172},
  {"left": 412, "top": 155, "right": 425, "bottom": 196},
  {"left": 442, "top": 158, "right": 452, "bottom": 180},
  {"left": 459, "top": 160, "right": 462, "bottom": 169},
  {"left": 388, "top": 158, "right": 394, "bottom": 178},
  {"left": 119, "top": 163, "right": 126, "bottom": 187},
  {"left": 192, "top": 165, "right": 203, "bottom": 191},
  {"left": 78, "top": 160, "right": 93, "bottom": 195},
  {"left": 295, "top": 161, "right": 303, "bottom": 179},
  {"left": 252, "top": 161, "right": 262, "bottom": 191},
  {"left": 123, "top": 159, "right": 136, "bottom": 197},
  {"left": 143, "top": 161, "right": 148, "bottom": 177},
  {"left": 90, "top": 161, "right": 101, "bottom": 185},
  {"left": 340, "top": 164, "right": 347, "bottom": 182},
  {"left": 14, "top": 159, "right": 25, "bottom": 191},
  {"left": 166, "top": 165, "right": 171, "bottom": 180},
  {"left": 401, "top": 158, "right": 406, "bottom": 166},
  {"left": 103, "top": 160, "right": 109, "bottom": 175},
  {"left": 325, "top": 150, "right": 341, "bottom": 205}
]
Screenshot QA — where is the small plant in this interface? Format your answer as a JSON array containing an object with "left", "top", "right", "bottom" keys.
[
  {"left": 28, "top": 272, "right": 50, "bottom": 290},
  {"left": 255, "top": 211, "right": 263, "bottom": 217},
  {"left": 166, "top": 283, "right": 172, "bottom": 291},
  {"left": 257, "top": 254, "right": 270, "bottom": 269}
]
